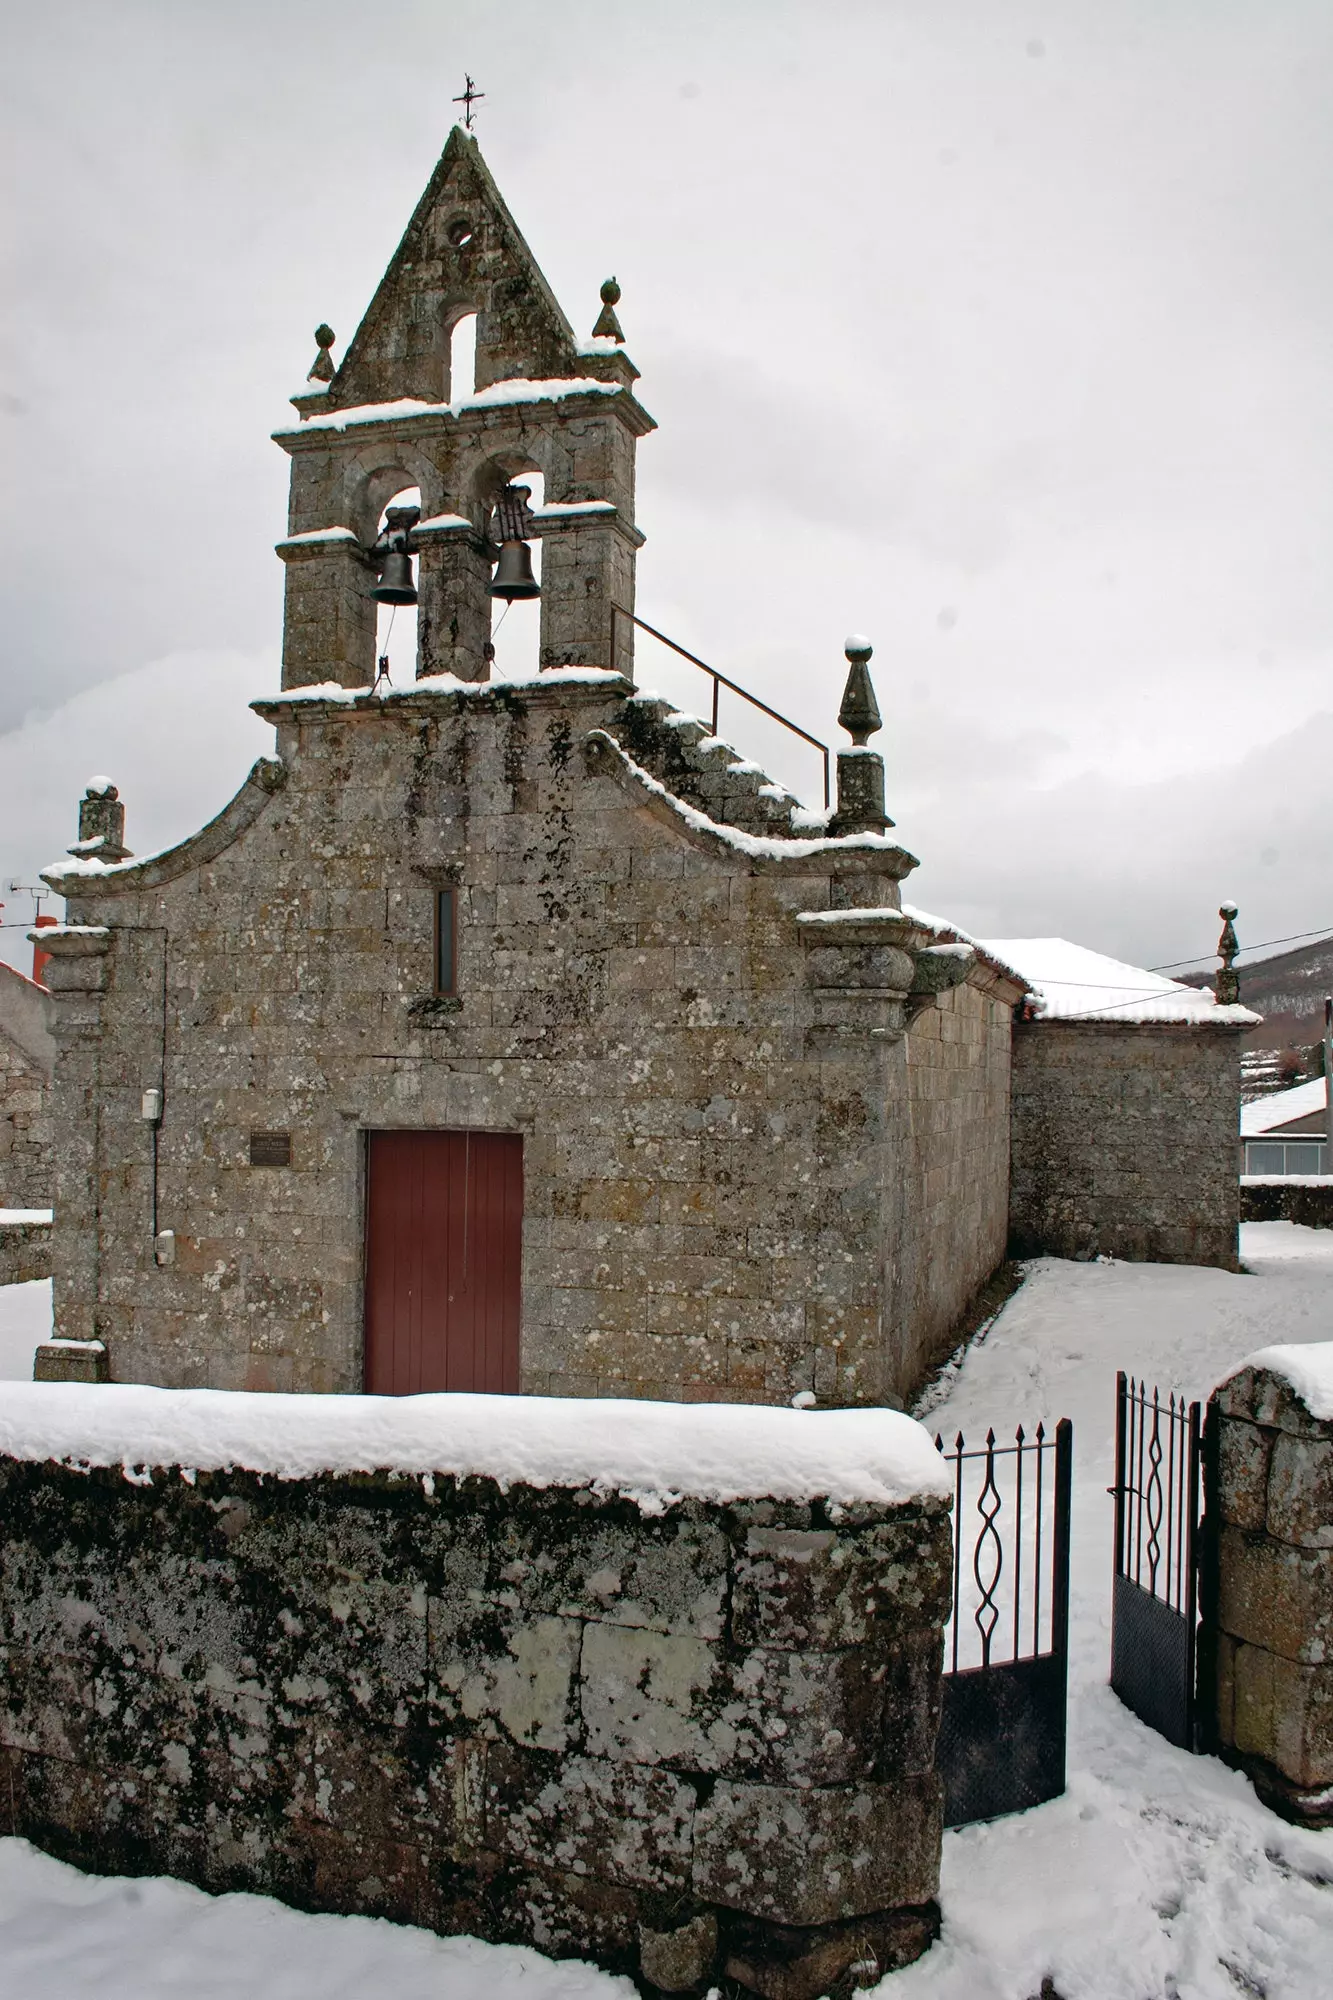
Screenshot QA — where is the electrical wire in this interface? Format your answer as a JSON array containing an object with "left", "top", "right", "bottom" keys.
[{"left": 1150, "top": 926, "right": 1333, "bottom": 973}]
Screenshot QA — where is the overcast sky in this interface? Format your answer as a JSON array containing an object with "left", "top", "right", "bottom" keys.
[{"left": 3, "top": 0, "right": 1332, "bottom": 977}]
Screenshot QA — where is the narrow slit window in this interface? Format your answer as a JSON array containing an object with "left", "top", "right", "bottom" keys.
[{"left": 436, "top": 888, "right": 457, "bottom": 995}]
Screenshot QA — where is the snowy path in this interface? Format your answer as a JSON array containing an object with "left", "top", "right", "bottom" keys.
[
  {"left": 896, "top": 1222, "right": 1333, "bottom": 2000},
  {"left": 3, "top": 1225, "right": 1333, "bottom": 1996}
]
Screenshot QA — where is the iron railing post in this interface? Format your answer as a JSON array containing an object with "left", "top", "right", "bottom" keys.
[
  {"left": 1186, "top": 1398, "right": 1205, "bottom": 1751},
  {"left": 1113, "top": 1369, "right": 1128, "bottom": 1579},
  {"left": 1051, "top": 1418, "right": 1074, "bottom": 1795}
]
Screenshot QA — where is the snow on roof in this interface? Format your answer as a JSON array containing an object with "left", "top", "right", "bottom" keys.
[
  {"left": 275, "top": 377, "right": 621, "bottom": 437},
  {"left": 1226, "top": 1343, "right": 1333, "bottom": 1423},
  {"left": 1240, "top": 1076, "right": 1326, "bottom": 1137},
  {"left": 0, "top": 1384, "right": 950, "bottom": 1514},
  {"left": 981, "top": 936, "right": 1260, "bottom": 1027}
]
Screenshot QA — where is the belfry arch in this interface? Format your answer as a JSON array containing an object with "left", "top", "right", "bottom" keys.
[{"left": 273, "top": 124, "right": 653, "bottom": 689}]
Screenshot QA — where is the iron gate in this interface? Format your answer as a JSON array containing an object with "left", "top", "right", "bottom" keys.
[
  {"left": 1110, "top": 1373, "right": 1201, "bottom": 1750},
  {"left": 935, "top": 1419, "right": 1073, "bottom": 1827}
]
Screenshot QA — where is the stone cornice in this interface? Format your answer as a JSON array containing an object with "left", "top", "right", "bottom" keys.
[
  {"left": 253, "top": 671, "right": 635, "bottom": 727},
  {"left": 272, "top": 382, "right": 656, "bottom": 454},
  {"left": 41, "top": 760, "right": 288, "bottom": 898}
]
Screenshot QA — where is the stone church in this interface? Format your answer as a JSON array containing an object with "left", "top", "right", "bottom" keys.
[{"left": 31, "top": 128, "right": 1248, "bottom": 1402}]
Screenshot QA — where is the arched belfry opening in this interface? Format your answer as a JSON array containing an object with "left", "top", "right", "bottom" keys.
[
  {"left": 275, "top": 122, "right": 655, "bottom": 690},
  {"left": 370, "top": 485, "right": 421, "bottom": 682},
  {"left": 448, "top": 311, "right": 478, "bottom": 403},
  {"left": 484, "top": 467, "right": 543, "bottom": 681}
]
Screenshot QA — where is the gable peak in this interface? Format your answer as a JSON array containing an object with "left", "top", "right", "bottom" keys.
[{"left": 328, "top": 126, "right": 584, "bottom": 409}]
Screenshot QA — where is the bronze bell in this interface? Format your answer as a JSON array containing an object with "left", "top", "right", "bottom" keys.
[
  {"left": 370, "top": 550, "right": 418, "bottom": 605},
  {"left": 490, "top": 540, "right": 540, "bottom": 601}
]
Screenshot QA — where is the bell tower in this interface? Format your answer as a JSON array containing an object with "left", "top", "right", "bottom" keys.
[{"left": 273, "top": 127, "right": 655, "bottom": 689}]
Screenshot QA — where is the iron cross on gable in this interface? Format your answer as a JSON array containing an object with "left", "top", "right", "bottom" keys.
[{"left": 453, "top": 75, "right": 485, "bottom": 129}]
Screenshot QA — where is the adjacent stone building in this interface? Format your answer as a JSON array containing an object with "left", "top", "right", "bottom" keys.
[
  {"left": 31, "top": 127, "right": 1249, "bottom": 1400},
  {"left": 0, "top": 959, "right": 54, "bottom": 1286},
  {"left": 994, "top": 940, "right": 1255, "bottom": 1271}
]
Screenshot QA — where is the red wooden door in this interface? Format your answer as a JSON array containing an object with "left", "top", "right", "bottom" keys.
[{"left": 364, "top": 1131, "right": 523, "bottom": 1394}]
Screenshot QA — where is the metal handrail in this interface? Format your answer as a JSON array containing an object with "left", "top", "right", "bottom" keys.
[{"left": 611, "top": 605, "right": 831, "bottom": 809}]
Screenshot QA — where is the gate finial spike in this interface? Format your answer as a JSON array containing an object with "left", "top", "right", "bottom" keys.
[
  {"left": 1035, "top": 1420, "right": 1046, "bottom": 1441},
  {"left": 1015, "top": 1423, "right": 1025, "bottom": 1445},
  {"left": 985, "top": 1427, "right": 996, "bottom": 1448}
]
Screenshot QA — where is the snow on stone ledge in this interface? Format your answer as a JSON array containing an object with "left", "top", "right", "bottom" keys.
[
  {"left": 274, "top": 379, "right": 622, "bottom": 438},
  {"left": 1222, "top": 1343, "right": 1333, "bottom": 1423},
  {"left": 0, "top": 1384, "right": 951, "bottom": 1514},
  {"left": 253, "top": 666, "right": 630, "bottom": 710},
  {"left": 0, "top": 1210, "right": 52, "bottom": 1228}
]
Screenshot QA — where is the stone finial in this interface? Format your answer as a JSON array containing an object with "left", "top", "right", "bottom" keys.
[
  {"left": 592, "top": 277, "right": 625, "bottom": 344},
  {"left": 1216, "top": 901, "right": 1240, "bottom": 1005},
  {"left": 71, "top": 777, "right": 130, "bottom": 862},
  {"left": 831, "top": 636, "right": 893, "bottom": 834},
  {"left": 307, "top": 324, "right": 337, "bottom": 383},
  {"left": 838, "top": 635, "right": 882, "bottom": 746}
]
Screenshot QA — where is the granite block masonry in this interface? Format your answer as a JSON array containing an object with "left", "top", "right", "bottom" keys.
[
  {"left": 1009, "top": 1020, "right": 1242, "bottom": 1269},
  {"left": 32, "top": 115, "right": 1243, "bottom": 1401},
  {"left": 1206, "top": 1346, "right": 1333, "bottom": 1825},
  {"left": 33, "top": 119, "right": 1026, "bottom": 1406},
  {"left": 0, "top": 1387, "right": 952, "bottom": 1999}
]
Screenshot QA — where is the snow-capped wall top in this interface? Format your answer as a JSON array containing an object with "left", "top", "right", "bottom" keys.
[
  {"left": 1224, "top": 1343, "right": 1333, "bottom": 1423},
  {"left": 1240, "top": 1076, "right": 1326, "bottom": 1138},
  {"left": 983, "top": 936, "right": 1261, "bottom": 1027},
  {"left": 0, "top": 1384, "right": 951, "bottom": 1515}
]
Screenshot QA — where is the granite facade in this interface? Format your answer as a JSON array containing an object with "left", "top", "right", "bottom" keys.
[
  {"left": 897, "top": 982, "right": 1014, "bottom": 1387},
  {"left": 41, "top": 678, "right": 1021, "bottom": 1406}
]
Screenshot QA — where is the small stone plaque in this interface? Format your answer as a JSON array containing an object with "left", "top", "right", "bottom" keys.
[{"left": 250, "top": 1130, "right": 292, "bottom": 1168}]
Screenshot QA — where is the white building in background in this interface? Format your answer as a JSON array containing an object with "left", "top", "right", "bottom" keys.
[{"left": 1241, "top": 1076, "right": 1328, "bottom": 1178}]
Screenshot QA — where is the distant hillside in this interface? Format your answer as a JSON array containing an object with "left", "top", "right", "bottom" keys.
[{"left": 1181, "top": 933, "right": 1333, "bottom": 1059}]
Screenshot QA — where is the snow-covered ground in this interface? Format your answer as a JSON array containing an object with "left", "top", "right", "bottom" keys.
[
  {"left": 0, "top": 1840, "right": 633, "bottom": 2000},
  {"left": 3, "top": 1224, "right": 1333, "bottom": 1996}
]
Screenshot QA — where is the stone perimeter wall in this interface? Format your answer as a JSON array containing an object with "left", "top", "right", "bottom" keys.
[
  {"left": 1009, "top": 1020, "right": 1242, "bottom": 1269},
  {"left": 0, "top": 1455, "right": 949, "bottom": 1999},
  {"left": 0, "top": 1218, "right": 51, "bottom": 1288},
  {"left": 1240, "top": 1180, "right": 1333, "bottom": 1229},
  {"left": 1207, "top": 1358, "right": 1333, "bottom": 1826}
]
